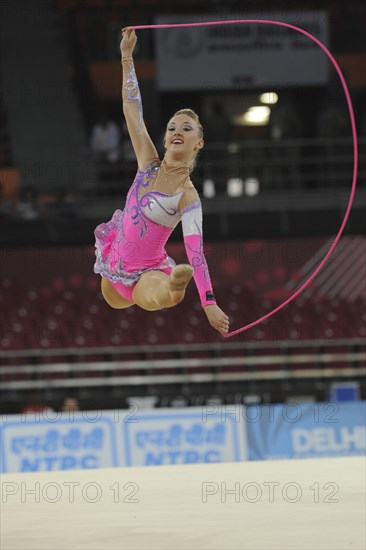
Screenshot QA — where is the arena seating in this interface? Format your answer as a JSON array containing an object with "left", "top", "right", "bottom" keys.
[
  {"left": 0, "top": 266, "right": 366, "bottom": 349},
  {"left": 1, "top": 250, "right": 364, "bottom": 398}
]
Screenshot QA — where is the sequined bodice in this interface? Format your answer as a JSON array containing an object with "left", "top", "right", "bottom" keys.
[
  {"left": 126, "top": 160, "right": 187, "bottom": 236},
  {"left": 116, "top": 160, "right": 190, "bottom": 270}
]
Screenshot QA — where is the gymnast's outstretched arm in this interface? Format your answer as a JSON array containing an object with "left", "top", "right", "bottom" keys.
[
  {"left": 179, "top": 188, "right": 230, "bottom": 335},
  {"left": 120, "top": 27, "right": 159, "bottom": 169}
]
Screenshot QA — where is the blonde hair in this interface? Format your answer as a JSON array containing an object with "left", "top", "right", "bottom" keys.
[{"left": 171, "top": 108, "right": 204, "bottom": 173}]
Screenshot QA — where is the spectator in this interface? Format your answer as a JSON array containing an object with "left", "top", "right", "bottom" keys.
[
  {"left": 22, "top": 392, "right": 54, "bottom": 415},
  {"left": 14, "top": 186, "right": 42, "bottom": 220},
  {"left": 90, "top": 112, "right": 121, "bottom": 163},
  {"left": 61, "top": 397, "right": 80, "bottom": 413}
]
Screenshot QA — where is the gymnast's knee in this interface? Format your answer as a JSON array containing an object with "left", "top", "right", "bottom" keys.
[{"left": 103, "top": 296, "right": 121, "bottom": 309}]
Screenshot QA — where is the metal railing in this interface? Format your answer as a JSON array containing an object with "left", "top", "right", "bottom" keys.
[
  {"left": 201, "top": 135, "right": 363, "bottom": 190},
  {"left": 82, "top": 136, "right": 365, "bottom": 197},
  {"left": 2, "top": 338, "right": 365, "bottom": 391}
]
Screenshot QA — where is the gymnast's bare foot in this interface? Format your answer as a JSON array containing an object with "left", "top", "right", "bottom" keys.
[{"left": 169, "top": 264, "right": 194, "bottom": 297}]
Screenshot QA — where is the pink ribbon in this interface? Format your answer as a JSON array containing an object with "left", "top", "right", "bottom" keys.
[{"left": 132, "top": 20, "right": 358, "bottom": 337}]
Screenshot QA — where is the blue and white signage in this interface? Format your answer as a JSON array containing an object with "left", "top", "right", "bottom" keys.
[
  {"left": 123, "top": 408, "right": 247, "bottom": 466},
  {"left": 0, "top": 406, "right": 248, "bottom": 473},
  {"left": 247, "top": 401, "right": 366, "bottom": 460},
  {"left": 1, "top": 402, "right": 364, "bottom": 472},
  {"left": 0, "top": 414, "right": 118, "bottom": 473}
]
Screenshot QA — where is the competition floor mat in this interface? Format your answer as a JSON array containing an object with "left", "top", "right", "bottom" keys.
[{"left": 1, "top": 456, "right": 365, "bottom": 549}]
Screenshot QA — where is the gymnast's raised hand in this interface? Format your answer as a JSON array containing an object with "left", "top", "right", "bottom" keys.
[{"left": 121, "top": 26, "right": 137, "bottom": 57}]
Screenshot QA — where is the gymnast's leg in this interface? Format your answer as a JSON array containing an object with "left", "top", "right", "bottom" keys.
[
  {"left": 101, "top": 278, "right": 134, "bottom": 309},
  {"left": 132, "top": 264, "right": 193, "bottom": 311}
]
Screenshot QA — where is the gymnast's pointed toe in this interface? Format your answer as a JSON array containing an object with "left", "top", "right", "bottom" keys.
[{"left": 169, "top": 264, "right": 194, "bottom": 291}]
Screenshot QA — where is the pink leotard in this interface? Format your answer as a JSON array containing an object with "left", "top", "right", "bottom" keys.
[
  {"left": 94, "top": 56, "right": 216, "bottom": 307},
  {"left": 94, "top": 159, "right": 216, "bottom": 306}
]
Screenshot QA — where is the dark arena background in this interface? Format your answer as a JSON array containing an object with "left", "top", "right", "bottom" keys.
[{"left": 0, "top": 1, "right": 365, "bottom": 549}]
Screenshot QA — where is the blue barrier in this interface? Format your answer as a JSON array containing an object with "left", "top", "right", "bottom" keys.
[
  {"left": 0, "top": 416, "right": 118, "bottom": 473},
  {"left": 0, "top": 406, "right": 248, "bottom": 473},
  {"left": 1, "top": 402, "right": 364, "bottom": 472},
  {"left": 246, "top": 401, "right": 366, "bottom": 460}
]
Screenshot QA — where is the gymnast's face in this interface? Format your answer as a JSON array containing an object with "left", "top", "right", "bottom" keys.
[{"left": 164, "top": 115, "right": 204, "bottom": 159}]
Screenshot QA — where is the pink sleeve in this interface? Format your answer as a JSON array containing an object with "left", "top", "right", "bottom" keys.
[{"left": 180, "top": 200, "right": 216, "bottom": 307}]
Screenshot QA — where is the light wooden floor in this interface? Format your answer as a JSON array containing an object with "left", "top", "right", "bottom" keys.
[{"left": 1, "top": 457, "right": 365, "bottom": 550}]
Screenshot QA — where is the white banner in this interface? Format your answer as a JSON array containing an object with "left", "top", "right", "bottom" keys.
[{"left": 155, "top": 12, "right": 329, "bottom": 90}]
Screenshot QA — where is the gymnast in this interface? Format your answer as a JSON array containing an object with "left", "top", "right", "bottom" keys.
[{"left": 94, "top": 27, "right": 229, "bottom": 336}]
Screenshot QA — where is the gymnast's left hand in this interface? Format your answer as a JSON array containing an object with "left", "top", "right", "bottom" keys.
[{"left": 203, "top": 304, "right": 230, "bottom": 336}]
